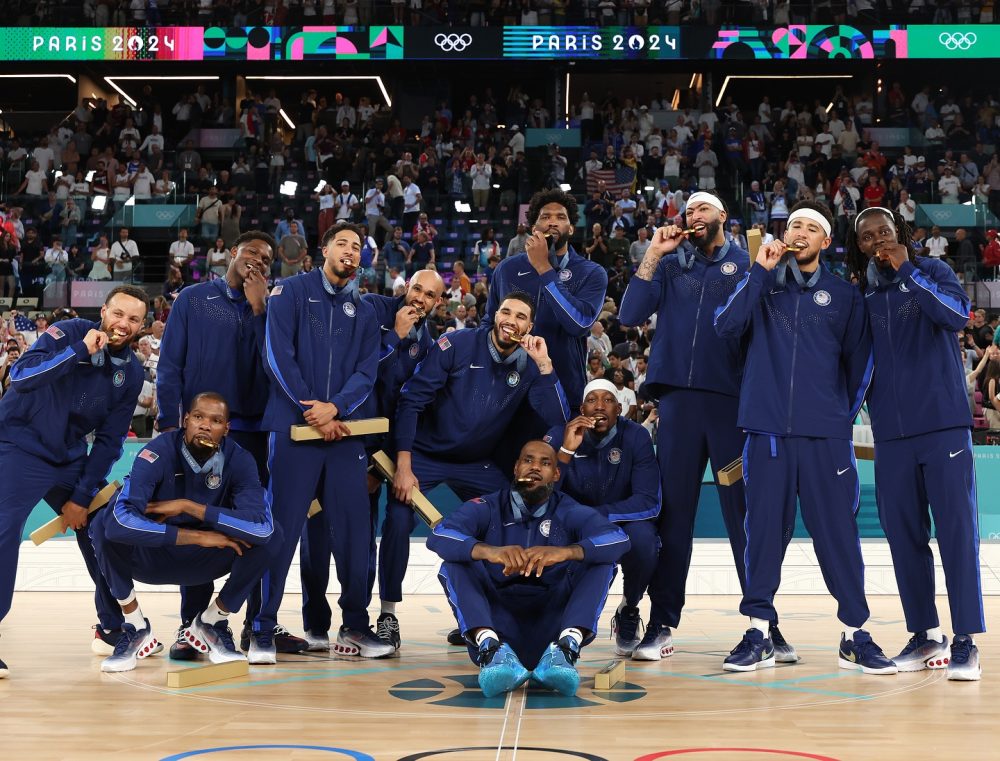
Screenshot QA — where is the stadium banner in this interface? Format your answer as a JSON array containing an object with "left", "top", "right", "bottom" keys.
[{"left": 2, "top": 25, "right": 999, "bottom": 62}]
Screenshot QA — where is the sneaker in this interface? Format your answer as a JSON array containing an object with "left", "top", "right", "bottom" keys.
[
  {"left": 303, "top": 631, "right": 330, "bottom": 651},
  {"left": 247, "top": 629, "right": 277, "bottom": 665},
  {"left": 100, "top": 620, "right": 161, "bottom": 673},
  {"left": 947, "top": 635, "right": 982, "bottom": 681},
  {"left": 838, "top": 630, "right": 897, "bottom": 675},
  {"left": 632, "top": 623, "right": 674, "bottom": 661},
  {"left": 533, "top": 636, "right": 581, "bottom": 696},
  {"left": 476, "top": 638, "right": 530, "bottom": 698},
  {"left": 723, "top": 629, "right": 775, "bottom": 672},
  {"left": 893, "top": 632, "right": 950, "bottom": 672},
  {"left": 169, "top": 624, "right": 202, "bottom": 661},
  {"left": 273, "top": 624, "right": 308, "bottom": 653},
  {"left": 92, "top": 626, "right": 126, "bottom": 656},
  {"left": 375, "top": 613, "right": 401, "bottom": 650},
  {"left": 0, "top": 655, "right": 7, "bottom": 679},
  {"left": 447, "top": 628, "right": 467, "bottom": 646},
  {"left": 184, "top": 617, "right": 246, "bottom": 664},
  {"left": 333, "top": 625, "right": 396, "bottom": 658},
  {"left": 611, "top": 605, "right": 643, "bottom": 657},
  {"left": 770, "top": 624, "right": 799, "bottom": 664}
]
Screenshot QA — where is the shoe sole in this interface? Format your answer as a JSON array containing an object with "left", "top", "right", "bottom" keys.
[
  {"left": 775, "top": 653, "right": 800, "bottom": 664},
  {"left": 305, "top": 641, "right": 331, "bottom": 652},
  {"left": 896, "top": 654, "right": 950, "bottom": 672},
  {"left": 101, "top": 635, "right": 161, "bottom": 673},
  {"left": 838, "top": 657, "right": 898, "bottom": 675},
  {"left": 332, "top": 641, "right": 395, "bottom": 659},
  {"left": 723, "top": 656, "right": 775, "bottom": 672},
  {"left": 247, "top": 652, "right": 277, "bottom": 665},
  {"left": 632, "top": 643, "right": 674, "bottom": 661},
  {"left": 0, "top": 668, "right": 7, "bottom": 679},
  {"left": 614, "top": 639, "right": 640, "bottom": 657},
  {"left": 947, "top": 667, "right": 982, "bottom": 681}
]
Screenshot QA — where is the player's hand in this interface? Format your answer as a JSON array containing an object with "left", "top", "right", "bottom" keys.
[
  {"left": 646, "top": 225, "right": 686, "bottom": 258},
  {"left": 526, "top": 230, "right": 552, "bottom": 272},
  {"left": 485, "top": 545, "right": 529, "bottom": 576},
  {"left": 521, "top": 545, "right": 574, "bottom": 577},
  {"left": 316, "top": 419, "right": 352, "bottom": 442},
  {"left": 193, "top": 530, "right": 251, "bottom": 556},
  {"left": 562, "top": 415, "right": 596, "bottom": 452},
  {"left": 521, "top": 334, "right": 552, "bottom": 372},
  {"left": 393, "top": 464, "right": 420, "bottom": 503},
  {"left": 366, "top": 472, "right": 382, "bottom": 494},
  {"left": 300, "top": 400, "right": 339, "bottom": 427},
  {"left": 394, "top": 305, "right": 420, "bottom": 340},
  {"left": 145, "top": 499, "right": 194, "bottom": 520},
  {"left": 82, "top": 329, "right": 109, "bottom": 355},
  {"left": 873, "top": 241, "right": 908, "bottom": 271},
  {"left": 755, "top": 241, "right": 786, "bottom": 271},
  {"left": 243, "top": 264, "right": 268, "bottom": 315},
  {"left": 60, "top": 500, "right": 89, "bottom": 531}
]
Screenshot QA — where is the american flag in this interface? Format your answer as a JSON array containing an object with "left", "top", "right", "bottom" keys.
[{"left": 586, "top": 165, "right": 637, "bottom": 196}]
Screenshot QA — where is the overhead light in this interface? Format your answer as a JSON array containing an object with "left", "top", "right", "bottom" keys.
[
  {"left": 689, "top": 72, "right": 698, "bottom": 89},
  {"left": 314, "top": 180, "right": 327, "bottom": 192},
  {"left": 104, "top": 75, "right": 220, "bottom": 108},
  {"left": 644, "top": 185, "right": 654, "bottom": 192},
  {"left": 492, "top": 184, "right": 500, "bottom": 189},
  {"left": 497, "top": 124, "right": 506, "bottom": 129},
  {"left": 91, "top": 195, "right": 107, "bottom": 212},
  {"left": 280, "top": 180, "right": 298, "bottom": 197},
  {"left": 0, "top": 74, "right": 75, "bottom": 83},
  {"left": 246, "top": 75, "right": 393, "bottom": 108},
  {"left": 279, "top": 108, "right": 295, "bottom": 130},
  {"left": 454, "top": 201, "right": 471, "bottom": 213},
  {"left": 559, "top": 183, "right": 571, "bottom": 192},
  {"left": 715, "top": 74, "right": 851, "bottom": 108}
]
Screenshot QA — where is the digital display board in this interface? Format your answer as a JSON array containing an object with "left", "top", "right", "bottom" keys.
[{"left": 2, "top": 25, "right": 998, "bottom": 62}]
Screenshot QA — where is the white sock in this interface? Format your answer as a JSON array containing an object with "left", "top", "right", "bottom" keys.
[
  {"left": 117, "top": 591, "right": 136, "bottom": 607},
  {"left": 381, "top": 600, "right": 397, "bottom": 616},
  {"left": 475, "top": 628, "right": 499, "bottom": 646},
  {"left": 122, "top": 607, "right": 145, "bottom": 630},
  {"left": 843, "top": 626, "right": 860, "bottom": 641},
  {"left": 559, "top": 627, "right": 583, "bottom": 647},
  {"left": 199, "top": 600, "right": 229, "bottom": 626},
  {"left": 924, "top": 627, "right": 944, "bottom": 643},
  {"left": 750, "top": 617, "right": 769, "bottom": 637}
]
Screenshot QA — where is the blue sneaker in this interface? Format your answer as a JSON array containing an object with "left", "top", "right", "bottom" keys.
[
  {"left": 947, "top": 635, "right": 982, "bottom": 681},
  {"left": 838, "top": 630, "right": 897, "bottom": 675},
  {"left": 533, "top": 637, "right": 581, "bottom": 696},
  {"left": 893, "top": 632, "right": 950, "bottom": 672},
  {"left": 476, "top": 638, "right": 530, "bottom": 698},
  {"left": 723, "top": 628, "right": 775, "bottom": 672},
  {"left": 184, "top": 617, "right": 245, "bottom": 664},
  {"left": 100, "top": 619, "right": 161, "bottom": 673}
]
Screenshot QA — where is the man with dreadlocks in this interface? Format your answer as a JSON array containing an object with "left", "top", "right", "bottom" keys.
[{"left": 847, "top": 205, "right": 984, "bottom": 681}]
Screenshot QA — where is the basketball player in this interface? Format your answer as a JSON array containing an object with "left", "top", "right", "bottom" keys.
[
  {"left": 0, "top": 285, "right": 148, "bottom": 676},
  {"left": 847, "top": 206, "right": 984, "bottom": 680},
  {"left": 90, "top": 393, "right": 279, "bottom": 673},
  {"left": 545, "top": 379, "right": 660, "bottom": 657},
  {"left": 428, "top": 440, "right": 629, "bottom": 697},
  {"left": 714, "top": 200, "right": 895, "bottom": 674}
]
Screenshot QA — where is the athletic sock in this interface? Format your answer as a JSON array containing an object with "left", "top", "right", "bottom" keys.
[
  {"left": 475, "top": 629, "right": 499, "bottom": 647},
  {"left": 925, "top": 627, "right": 944, "bottom": 643},
  {"left": 122, "top": 607, "right": 146, "bottom": 630},
  {"left": 559, "top": 628, "right": 583, "bottom": 647},
  {"left": 843, "top": 626, "right": 859, "bottom": 641},
  {"left": 750, "top": 617, "right": 769, "bottom": 637},
  {"left": 381, "top": 600, "right": 397, "bottom": 616},
  {"left": 199, "top": 600, "right": 229, "bottom": 626}
]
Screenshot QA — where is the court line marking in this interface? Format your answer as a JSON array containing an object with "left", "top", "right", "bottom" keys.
[
  {"left": 496, "top": 689, "right": 514, "bottom": 761},
  {"left": 510, "top": 685, "right": 528, "bottom": 760}
]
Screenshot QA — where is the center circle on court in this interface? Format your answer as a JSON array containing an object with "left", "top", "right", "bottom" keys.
[
  {"left": 397, "top": 748, "right": 609, "bottom": 761},
  {"left": 634, "top": 750, "right": 841, "bottom": 760}
]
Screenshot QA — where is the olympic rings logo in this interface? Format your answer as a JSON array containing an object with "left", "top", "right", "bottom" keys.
[
  {"left": 938, "top": 32, "right": 978, "bottom": 50},
  {"left": 435, "top": 33, "right": 473, "bottom": 52}
]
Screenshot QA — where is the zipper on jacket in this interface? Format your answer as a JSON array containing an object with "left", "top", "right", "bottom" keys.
[
  {"left": 326, "top": 297, "right": 335, "bottom": 401},
  {"left": 885, "top": 290, "right": 905, "bottom": 437},
  {"left": 786, "top": 294, "right": 801, "bottom": 435},
  {"left": 687, "top": 265, "right": 708, "bottom": 386}
]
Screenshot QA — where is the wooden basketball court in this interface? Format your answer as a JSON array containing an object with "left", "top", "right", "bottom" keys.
[{"left": 0, "top": 591, "right": 993, "bottom": 761}]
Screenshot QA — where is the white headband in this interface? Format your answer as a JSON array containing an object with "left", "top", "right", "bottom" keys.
[
  {"left": 582, "top": 379, "right": 619, "bottom": 402},
  {"left": 685, "top": 192, "right": 725, "bottom": 212},
  {"left": 787, "top": 208, "right": 832, "bottom": 237},
  {"left": 853, "top": 206, "right": 896, "bottom": 232}
]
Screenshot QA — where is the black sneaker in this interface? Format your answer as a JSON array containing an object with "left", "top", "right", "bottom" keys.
[
  {"left": 169, "top": 623, "right": 202, "bottom": 661},
  {"left": 273, "top": 624, "right": 308, "bottom": 653},
  {"left": 375, "top": 613, "right": 401, "bottom": 649},
  {"left": 447, "top": 628, "right": 467, "bottom": 646}
]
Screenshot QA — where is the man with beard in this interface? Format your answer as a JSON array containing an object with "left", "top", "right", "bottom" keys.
[
  {"left": 617, "top": 191, "right": 791, "bottom": 662},
  {"left": 545, "top": 379, "right": 660, "bottom": 658},
  {"left": 485, "top": 189, "right": 608, "bottom": 414},
  {"left": 0, "top": 285, "right": 148, "bottom": 676},
  {"left": 252, "top": 223, "right": 390, "bottom": 662},
  {"left": 427, "top": 440, "right": 629, "bottom": 698},
  {"left": 298, "top": 268, "right": 445, "bottom": 651},
  {"left": 90, "top": 393, "right": 279, "bottom": 673},
  {"left": 154, "top": 231, "right": 303, "bottom": 660},
  {"left": 714, "top": 201, "right": 894, "bottom": 675},
  {"left": 384, "top": 293, "right": 572, "bottom": 648},
  {"left": 847, "top": 206, "right": 984, "bottom": 681}
]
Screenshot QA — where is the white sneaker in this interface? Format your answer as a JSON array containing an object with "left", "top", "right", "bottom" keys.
[
  {"left": 304, "top": 631, "right": 330, "bottom": 651},
  {"left": 247, "top": 630, "right": 277, "bottom": 665},
  {"left": 184, "top": 617, "right": 246, "bottom": 665},
  {"left": 101, "top": 620, "right": 161, "bottom": 673},
  {"left": 632, "top": 624, "right": 674, "bottom": 661},
  {"left": 333, "top": 626, "right": 396, "bottom": 658}
]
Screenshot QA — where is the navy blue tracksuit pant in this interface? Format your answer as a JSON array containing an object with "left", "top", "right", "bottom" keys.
[
  {"left": 254, "top": 433, "right": 372, "bottom": 633},
  {"left": 90, "top": 508, "right": 283, "bottom": 613},
  {"left": 875, "top": 427, "right": 985, "bottom": 635},
  {"left": 438, "top": 560, "right": 615, "bottom": 669},
  {"left": 378, "top": 451, "right": 509, "bottom": 603},
  {"left": 0, "top": 442, "right": 120, "bottom": 630},
  {"left": 618, "top": 520, "right": 659, "bottom": 608},
  {"left": 741, "top": 434, "right": 870, "bottom": 627},
  {"left": 647, "top": 388, "right": 752, "bottom": 628}
]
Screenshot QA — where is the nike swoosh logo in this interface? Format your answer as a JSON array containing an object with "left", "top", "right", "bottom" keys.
[
  {"left": 572, "top": 453, "right": 588, "bottom": 458},
  {"left": 470, "top": 364, "right": 484, "bottom": 369},
  {"left": 837, "top": 467, "right": 850, "bottom": 476},
  {"left": 517, "top": 270, "right": 533, "bottom": 276},
  {"left": 308, "top": 298, "right": 321, "bottom": 303},
  {"left": 206, "top": 295, "right": 221, "bottom": 300},
  {"left": 950, "top": 450, "right": 964, "bottom": 458},
  {"left": 358, "top": 454, "right": 365, "bottom": 460},
  {"left": 380, "top": 325, "right": 390, "bottom": 331},
  {"left": 769, "top": 289, "right": 783, "bottom": 295},
  {"left": 762, "top": 649, "right": 773, "bottom": 659},
  {"left": 844, "top": 650, "right": 857, "bottom": 663}
]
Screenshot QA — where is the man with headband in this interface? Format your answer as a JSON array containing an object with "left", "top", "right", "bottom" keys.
[
  {"left": 714, "top": 200, "right": 895, "bottom": 675},
  {"left": 0, "top": 284, "right": 148, "bottom": 676},
  {"left": 427, "top": 440, "right": 629, "bottom": 698},
  {"left": 90, "top": 393, "right": 279, "bottom": 673},
  {"left": 545, "top": 378, "right": 660, "bottom": 657},
  {"left": 847, "top": 206, "right": 984, "bottom": 681},
  {"left": 252, "top": 223, "right": 390, "bottom": 662},
  {"left": 299, "top": 268, "right": 445, "bottom": 652},
  {"left": 618, "top": 190, "right": 792, "bottom": 662},
  {"left": 384, "top": 293, "right": 572, "bottom": 649}
]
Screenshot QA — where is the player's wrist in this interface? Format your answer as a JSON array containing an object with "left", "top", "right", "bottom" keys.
[{"left": 559, "top": 446, "right": 576, "bottom": 456}]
